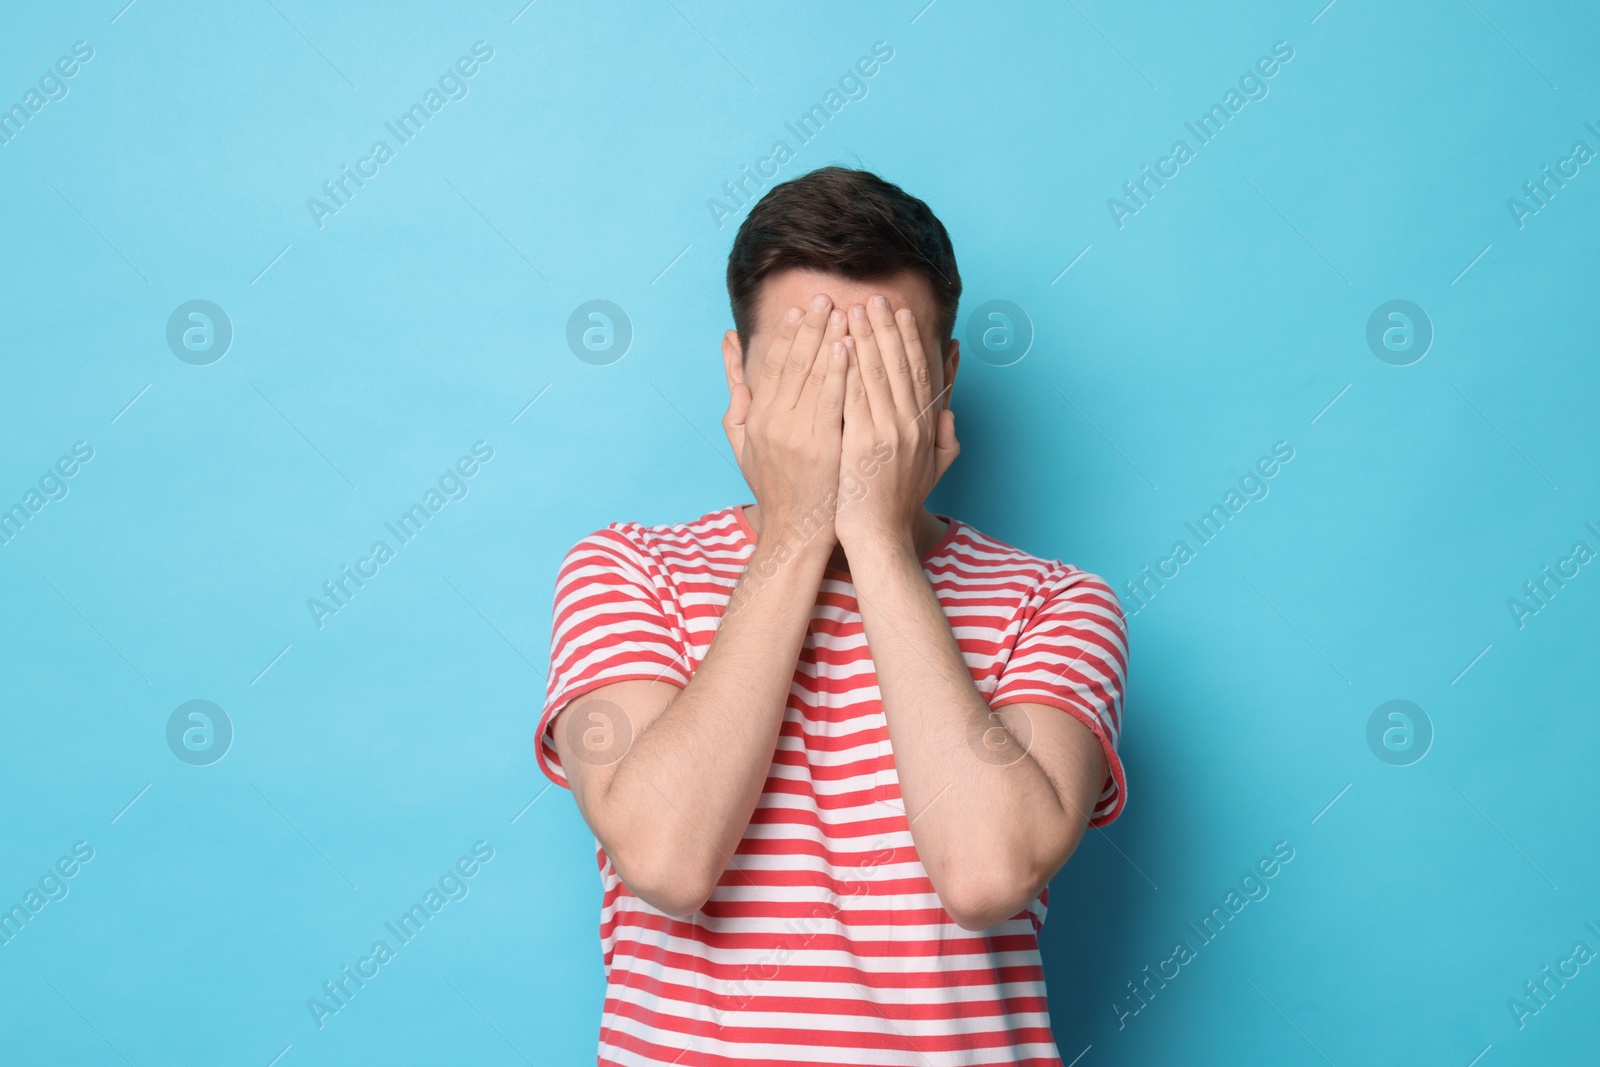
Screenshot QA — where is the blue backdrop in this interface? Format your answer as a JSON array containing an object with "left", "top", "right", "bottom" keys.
[{"left": 3, "top": 2, "right": 1597, "bottom": 1064}]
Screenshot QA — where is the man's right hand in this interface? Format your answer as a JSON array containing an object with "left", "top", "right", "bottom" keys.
[
  {"left": 722, "top": 293, "right": 850, "bottom": 549},
  {"left": 551, "top": 295, "right": 850, "bottom": 920}
]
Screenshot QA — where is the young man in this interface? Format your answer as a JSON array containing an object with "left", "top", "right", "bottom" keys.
[{"left": 537, "top": 167, "right": 1129, "bottom": 1066}]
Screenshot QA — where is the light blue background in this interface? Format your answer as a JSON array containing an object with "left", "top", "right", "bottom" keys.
[{"left": 2, "top": 1, "right": 1597, "bottom": 1064}]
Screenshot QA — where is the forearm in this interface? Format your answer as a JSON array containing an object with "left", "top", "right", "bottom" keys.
[
  {"left": 850, "top": 539, "right": 1081, "bottom": 925},
  {"left": 593, "top": 531, "right": 831, "bottom": 913}
]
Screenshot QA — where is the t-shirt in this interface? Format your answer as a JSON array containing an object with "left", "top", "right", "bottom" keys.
[{"left": 537, "top": 503, "right": 1129, "bottom": 1066}]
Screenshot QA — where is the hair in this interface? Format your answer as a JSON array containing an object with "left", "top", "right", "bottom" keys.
[{"left": 726, "top": 166, "right": 961, "bottom": 357}]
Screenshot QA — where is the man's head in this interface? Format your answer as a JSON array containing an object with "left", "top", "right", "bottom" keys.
[{"left": 721, "top": 167, "right": 962, "bottom": 407}]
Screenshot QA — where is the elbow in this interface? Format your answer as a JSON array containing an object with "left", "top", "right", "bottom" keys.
[
  {"left": 943, "top": 896, "right": 1029, "bottom": 934},
  {"left": 581, "top": 793, "right": 728, "bottom": 919},
  {"left": 610, "top": 841, "right": 721, "bottom": 920},
  {"left": 630, "top": 877, "right": 714, "bottom": 920},
  {"left": 936, "top": 862, "right": 1044, "bottom": 932},
  {"left": 939, "top": 823, "right": 1091, "bottom": 929}
]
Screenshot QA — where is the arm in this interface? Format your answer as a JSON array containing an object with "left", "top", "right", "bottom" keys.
[
  {"left": 836, "top": 297, "right": 1118, "bottom": 930},
  {"left": 847, "top": 545, "right": 1110, "bottom": 930},
  {"left": 551, "top": 297, "right": 849, "bottom": 918}
]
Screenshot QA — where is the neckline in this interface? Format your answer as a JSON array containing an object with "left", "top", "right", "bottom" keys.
[{"left": 729, "top": 503, "right": 960, "bottom": 580}]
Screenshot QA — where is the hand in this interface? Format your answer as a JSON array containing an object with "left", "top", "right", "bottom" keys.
[
  {"left": 722, "top": 294, "right": 850, "bottom": 553},
  {"left": 835, "top": 296, "right": 959, "bottom": 553}
]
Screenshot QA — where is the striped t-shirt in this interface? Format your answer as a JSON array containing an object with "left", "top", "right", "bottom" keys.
[{"left": 537, "top": 503, "right": 1128, "bottom": 1066}]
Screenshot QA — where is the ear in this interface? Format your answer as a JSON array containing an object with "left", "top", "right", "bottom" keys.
[
  {"left": 722, "top": 329, "right": 746, "bottom": 393},
  {"left": 940, "top": 338, "right": 960, "bottom": 410}
]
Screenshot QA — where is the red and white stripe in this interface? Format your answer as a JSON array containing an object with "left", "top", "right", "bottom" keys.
[{"left": 538, "top": 504, "right": 1128, "bottom": 1066}]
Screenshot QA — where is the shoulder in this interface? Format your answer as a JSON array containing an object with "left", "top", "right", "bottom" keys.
[
  {"left": 556, "top": 505, "right": 749, "bottom": 577},
  {"left": 945, "top": 518, "right": 1126, "bottom": 630},
  {"left": 948, "top": 519, "right": 1121, "bottom": 598}
]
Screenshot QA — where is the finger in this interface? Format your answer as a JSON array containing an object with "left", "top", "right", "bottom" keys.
[
  {"left": 753, "top": 305, "right": 805, "bottom": 412},
  {"left": 843, "top": 337, "right": 872, "bottom": 438},
  {"left": 776, "top": 295, "right": 835, "bottom": 409},
  {"left": 865, "top": 295, "right": 916, "bottom": 418},
  {"left": 797, "top": 305, "right": 848, "bottom": 417},
  {"left": 815, "top": 338, "right": 848, "bottom": 440},
  {"left": 847, "top": 301, "right": 896, "bottom": 426},
  {"left": 895, "top": 306, "right": 938, "bottom": 422},
  {"left": 795, "top": 328, "right": 832, "bottom": 413},
  {"left": 933, "top": 407, "right": 960, "bottom": 482}
]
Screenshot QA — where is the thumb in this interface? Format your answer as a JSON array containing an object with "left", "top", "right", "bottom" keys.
[
  {"left": 723, "top": 382, "right": 751, "bottom": 463},
  {"left": 933, "top": 407, "right": 960, "bottom": 482}
]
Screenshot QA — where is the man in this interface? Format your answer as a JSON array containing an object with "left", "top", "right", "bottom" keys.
[{"left": 538, "top": 166, "right": 1128, "bottom": 1066}]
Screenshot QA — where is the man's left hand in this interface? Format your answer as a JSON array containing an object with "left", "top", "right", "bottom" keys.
[{"left": 835, "top": 295, "right": 959, "bottom": 554}]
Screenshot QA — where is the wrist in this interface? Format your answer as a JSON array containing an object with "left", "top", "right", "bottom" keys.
[
  {"left": 762, "top": 501, "right": 841, "bottom": 560},
  {"left": 837, "top": 523, "right": 918, "bottom": 566},
  {"left": 744, "top": 511, "right": 836, "bottom": 580},
  {"left": 727, "top": 527, "right": 831, "bottom": 623}
]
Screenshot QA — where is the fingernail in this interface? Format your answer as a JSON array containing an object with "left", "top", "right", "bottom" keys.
[
  {"left": 783, "top": 306, "right": 802, "bottom": 323},
  {"left": 828, "top": 309, "right": 844, "bottom": 329},
  {"left": 871, "top": 295, "right": 888, "bottom": 309},
  {"left": 810, "top": 294, "right": 831, "bottom": 311},
  {"left": 849, "top": 304, "right": 866, "bottom": 319}
]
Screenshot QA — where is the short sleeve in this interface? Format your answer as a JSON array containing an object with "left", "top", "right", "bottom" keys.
[
  {"left": 536, "top": 527, "right": 690, "bottom": 789},
  {"left": 990, "top": 566, "right": 1129, "bottom": 826}
]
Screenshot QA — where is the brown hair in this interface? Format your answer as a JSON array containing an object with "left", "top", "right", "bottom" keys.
[{"left": 726, "top": 166, "right": 961, "bottom": 355}]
